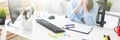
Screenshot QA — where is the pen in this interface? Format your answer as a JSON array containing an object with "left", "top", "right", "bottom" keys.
[
  {"left": 64, "top": 24, "right": 75, "bottom": 29},
  {"left": 65, "top": 24, "right": 74, "bottom": 26}
]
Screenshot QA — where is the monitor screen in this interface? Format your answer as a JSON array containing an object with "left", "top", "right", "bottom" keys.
[{"left": 8, "top": 0, "right": 22, "bottom": 24}]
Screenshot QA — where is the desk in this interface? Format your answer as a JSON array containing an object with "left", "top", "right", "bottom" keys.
[
  {"left": 32, "top": 12, "right": 120, "bottom": 40},
  {"left": 0, "top": 25, "right": 7, "bottom": 40},
  {"left": 1, "top": 12, "right": 120, "bottom": 40},
  {"left": 1, "top": 15, "right": 32, "bottom": 40}
]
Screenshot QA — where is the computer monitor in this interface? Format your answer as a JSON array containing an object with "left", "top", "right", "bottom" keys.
[{"left": 8, "top": 0, "right": 22, "bottom": 24}]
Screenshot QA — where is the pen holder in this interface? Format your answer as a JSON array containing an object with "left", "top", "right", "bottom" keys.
[{"left": 22, "top": 17, "right": 33, "bottom": 31}]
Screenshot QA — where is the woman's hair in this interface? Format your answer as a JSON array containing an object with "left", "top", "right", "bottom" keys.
[{"left": 86, "top": 0, "right": 94, "bottom": 11}]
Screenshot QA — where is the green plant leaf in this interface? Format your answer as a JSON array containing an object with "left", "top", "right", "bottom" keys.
[
  {"left": 0, "top": 8, "right": 6, "bottom": 18},
  {"left": 107, "top": 1, "right": 112, "bottom": 7}
]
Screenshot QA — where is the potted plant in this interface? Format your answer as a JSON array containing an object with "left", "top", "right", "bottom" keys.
[
  {"left": 0, "top": 8, "right": 6, "bottom": 25},
  {"left": 107, "top": 1, "right": 112, "bottom": 11}
]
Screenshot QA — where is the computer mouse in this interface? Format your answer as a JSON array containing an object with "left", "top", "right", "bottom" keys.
[{"left": 48, "top": 15, "right": 55, "bottom": 19}]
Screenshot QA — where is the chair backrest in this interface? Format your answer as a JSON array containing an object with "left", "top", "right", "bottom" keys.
[{"left": 96, "top": 0, "right": 107, "bottom": 27}]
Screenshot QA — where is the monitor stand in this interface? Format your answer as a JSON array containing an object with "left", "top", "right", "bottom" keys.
[
  {"left": 7, "top": 18, "right": 23, "bottom": 29},
  {"left": 6, "top": 7, "right": 34, "bottom": 30},
  {"left": 7, "top": 15, "right": 33, "bottom": 31}
]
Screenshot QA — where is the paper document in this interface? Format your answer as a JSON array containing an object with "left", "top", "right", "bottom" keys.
[{"left": 67, "top": 24, "right": 93, "bottom": 34}]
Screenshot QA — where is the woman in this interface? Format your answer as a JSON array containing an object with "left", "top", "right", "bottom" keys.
[{"left": 66, "top": 0, "right": 98, "bottom": 25}]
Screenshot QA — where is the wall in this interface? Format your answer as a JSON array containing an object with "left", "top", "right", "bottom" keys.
[
  {"left": 110, "top": 0, "right": 120, "bottom": 12},
  {"left": 104, "top": 14, "right": 119, "bottom": 29},
  {"left": 0, "top": 0, "right": 6, "bottom": 2}
]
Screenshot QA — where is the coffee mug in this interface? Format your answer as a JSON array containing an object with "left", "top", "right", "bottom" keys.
[{"left": 114, "top": 26, "right": 120, "bottom": 37}]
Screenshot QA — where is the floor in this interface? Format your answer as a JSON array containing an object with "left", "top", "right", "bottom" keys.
[{"left": 9, "top": 36, "right": 29, "bottom": 40}]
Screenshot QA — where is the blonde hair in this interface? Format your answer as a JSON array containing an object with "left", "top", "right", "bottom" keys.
[{"left": 86, "top": 0, "right": 93, "bottom": 11}]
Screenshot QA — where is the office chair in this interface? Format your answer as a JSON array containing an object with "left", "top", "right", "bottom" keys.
[{"left": 96, "top": 0, "right": 107, "bottom": 27}]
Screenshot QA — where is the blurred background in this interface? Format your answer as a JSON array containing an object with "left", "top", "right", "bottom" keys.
[{"left": 0, "top": 0, "right": 120, "bottom": 40}]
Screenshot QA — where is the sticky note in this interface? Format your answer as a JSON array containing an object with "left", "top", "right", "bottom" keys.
[
  {"left": 48, "top": 32, "right": 51, "bottom": 36},
  {"left": 52, "top": 36, "right": 58, "bottom": 38},
  {"left": 64, "top": 33, "right": 67, "bottom": 36},
  {"left": 68, "top": 34, "right": 71, "bottom": 37},
  {"left": 57, "top": 33, "right": 63, "bottom": 36}
]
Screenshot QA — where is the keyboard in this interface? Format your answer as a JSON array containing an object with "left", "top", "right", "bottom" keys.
[{"left": 36, "top": 19, "right": 65, "bottom": 33}]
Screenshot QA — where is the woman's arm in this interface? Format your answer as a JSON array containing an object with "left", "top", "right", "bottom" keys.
[
  {"left": 73, "top": 0, "right": 83, "bottom": 14},
  {"left": 82, "top": 0, "right": 99, "bottom": 25},
  {"left": 66, "top": 0, "right": 84, "bottom": 22},
  {"left": 83, "top": 0, "right": 88, "bottom": 15}
]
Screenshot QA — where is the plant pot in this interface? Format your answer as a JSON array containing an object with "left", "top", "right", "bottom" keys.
[
  {"left": 106, "top": 6, "right": 111, "bottom": 11},
  {"left": 0, "top": 17, "right": 6, "bottom": 25},
  {"left": 106, "top": 5, "right": 111, "bottom": 11}
]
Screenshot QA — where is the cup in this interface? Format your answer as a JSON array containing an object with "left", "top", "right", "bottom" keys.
[{"left": 114, "top": 26, "right": 120, "bottom": 37}]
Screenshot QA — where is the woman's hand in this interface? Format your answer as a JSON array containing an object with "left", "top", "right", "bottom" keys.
[
  {"left": 83, "top": 0, "right": 87, "bottom": 5},
  {"left": 83, "top": 0, "right": 88, "bottom": 15},
  {"left": 73, "top": 0, "right": 83, "bottom": 14},
  {"left": 79, "top": 0, "right": 83, "bottom": 5}
]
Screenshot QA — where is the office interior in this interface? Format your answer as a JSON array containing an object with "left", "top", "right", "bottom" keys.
[{"left": 0, "top": 0, "right": 120, "bottom": 40}]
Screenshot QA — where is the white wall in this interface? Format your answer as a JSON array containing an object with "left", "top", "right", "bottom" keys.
[
  {"left": 110, "top": 0, "right": 120, "bottom": 12},
  {"left": 104, "top": 14, "right": 119, "bottom": 29},
  {"left": 103, "top": 0, "right": 120, "bottom": 29},
  {"left": 0, "top": 0, "right": 6, "bottom": 2}
]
